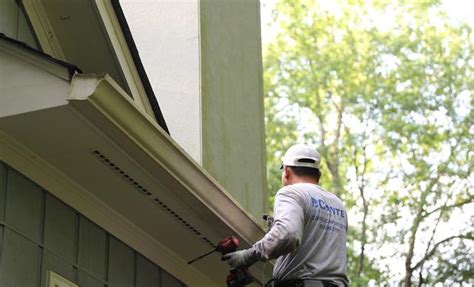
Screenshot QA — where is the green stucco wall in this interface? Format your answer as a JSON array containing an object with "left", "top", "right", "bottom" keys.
[{"left": 200, "top": 0, "right": 267, "bottom": 220}]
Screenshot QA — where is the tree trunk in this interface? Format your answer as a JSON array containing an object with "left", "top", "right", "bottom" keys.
[
  {"left": 357, "top": 200, "right": 368, "bottom": 276},
  {"left": 404, "top": 244, "right": 414, "bottom": 287}
]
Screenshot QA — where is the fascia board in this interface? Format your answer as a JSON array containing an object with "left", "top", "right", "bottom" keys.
[
  {"left": 93, "top": 0, "right": 169, "bottom": 133},
  {"left": 0, "top": 36, "right": 71, "bottom": 80},
  {"left": 21, "top": 0, "right": 65, "bottom": 60},
  {"left": 93, "top": 0, "right": 152, "bottom": 113},
  {"left": 68, "top": 73, "right": 266, "bottom": 245},
  {"left": 106, "top": 0, "right": 170, "bottom": 134}
]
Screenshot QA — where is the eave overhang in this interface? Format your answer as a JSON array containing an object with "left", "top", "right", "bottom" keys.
[
  {"left": 0, "top": 39, "right": 270, "bottom": 286},
  {"left": 21, "top": 0, "right": 169, "bottom": 133}
]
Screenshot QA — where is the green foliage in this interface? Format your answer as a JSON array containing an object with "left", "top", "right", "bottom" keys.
[{"left": 263, "top": 0, "right": 474, "bottom": 285}]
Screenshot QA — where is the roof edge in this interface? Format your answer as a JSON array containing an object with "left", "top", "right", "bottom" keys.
[
  {"left": 0, "top": 33, "right": 81, "bottom": 79},
  {"left": 68, "top": 73, "right": 266, "bottom": 244},
  {"left": 109, "top": 0, "right": 170, "bottom": 134}
]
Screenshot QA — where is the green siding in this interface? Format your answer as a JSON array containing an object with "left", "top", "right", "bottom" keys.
[
  {"left": 0, "top": 0, "right": 38, "bottom": 49},
  {"left": 44, "top": 194, "right": 77, "bottom": 262},
  {"left": 108, "top": 237, "right": 135, "bottom": 287},
  {"left": 0, "top": 0, "right": 17, "bottom": 38},
  {"left": 17, "top": 7, "right": 38, "bottom": 48},
  {"left": 78, "top": 217, "right": 107, "bottom": 281},
  {"left": 161, "top": 271, "right": 182, "bottom": 287},
  {"left": 0, "top": 162, "right": 186, "bottom": 287},
  {"left": 0, "top": 226, "right": 3, "bottom": 271},
  {"left": 40, "top": 251, "right": 75, "bottom": 287},
  {"left": 1, "top": 229, "right": 40, "bottom": 287},
  {"left": 0, "top": 162, "right": 6, "bottom": 221},
  {"left": 78, "top": 270, "right": 105, "bottom": 287},
  {"left": 136, "top": 255, "right": 160, "bottom": 287},
  {"left": 5, "top": 169, "right": 43, "bottom": 242}
]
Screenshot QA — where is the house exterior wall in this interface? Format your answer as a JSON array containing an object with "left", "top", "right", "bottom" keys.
[
  {"left": 199, "top": 0, "right": 267, "bottom": 219},
  {"left": 0, "top": 0, "right": 270, "bottom": 285},
  {"left": 0, "top": 0, "right": 37, "bottom": 48},
  {"left": 0, "top": 161, "right": 186, "bottom": 287},
  {"left": 121, "top": 0, "right": 202, "bottom": 162},
  {"left": 122, "top": 0, "right": 267, "bottom": 220}
]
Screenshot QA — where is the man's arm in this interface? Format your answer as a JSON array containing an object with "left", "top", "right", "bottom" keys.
[
  {"left": 254, "top": 187, "right": 304, "bottom": 260},
  {"left": 222, "top": 187, "right": 305, "bottom": 268}
]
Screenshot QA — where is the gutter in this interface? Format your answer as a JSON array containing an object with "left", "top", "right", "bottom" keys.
[{"left": 69, "top": 73, "right": 266, "bottom": 245}]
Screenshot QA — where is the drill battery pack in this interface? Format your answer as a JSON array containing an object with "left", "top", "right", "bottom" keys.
[{"left": 226, "top": 267, "right": 254, "bottom": 287}]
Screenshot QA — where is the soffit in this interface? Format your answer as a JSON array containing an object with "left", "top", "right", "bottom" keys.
[
  {"left": 29, "top": 0, "right": 169, "bottom": 134},
  {"left": 39, "top": 0, "right": 129, "bottom": 93}
]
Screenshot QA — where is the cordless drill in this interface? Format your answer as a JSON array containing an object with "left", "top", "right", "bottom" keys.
[{"left": 187, "top": 236, "right": 254, "bottom": 287}]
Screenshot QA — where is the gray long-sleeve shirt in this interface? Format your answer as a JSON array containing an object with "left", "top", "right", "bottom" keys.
[{"left": 253, "top": 183, "right": 349, "bottom": 286}]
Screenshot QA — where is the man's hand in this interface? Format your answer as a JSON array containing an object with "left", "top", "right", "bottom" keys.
[
  {"left": 221, "top": 248, "right": 259, "bottom": 270},
  {"left": 263, "top": 214, "right": 274, "bottom": 232}
]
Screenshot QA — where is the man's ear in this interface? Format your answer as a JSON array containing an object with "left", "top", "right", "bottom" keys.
[{"left": 284, "top": 166, "right": 291, "bottom": 180}]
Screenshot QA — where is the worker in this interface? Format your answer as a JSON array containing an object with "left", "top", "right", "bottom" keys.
[{"left": 222, "top": 144, "right": 349, "bottom": 287}]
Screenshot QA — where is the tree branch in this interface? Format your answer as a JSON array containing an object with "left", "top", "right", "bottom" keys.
[
  {"left": 412, "top": 234, "right": 474, "bottom": 271},
  {"left": 404, "top": 170, "right": 441, "bottom": 286},
  {"left": 416, "top": 192, "right": 450, "bottom": 286},
  {"left": 423, "top": 196, "right": 474, "bottom": 218}
]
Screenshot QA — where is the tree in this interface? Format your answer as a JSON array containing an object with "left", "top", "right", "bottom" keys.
[{"left": 263, "top": 0, "right": 474, "bottom": 285}]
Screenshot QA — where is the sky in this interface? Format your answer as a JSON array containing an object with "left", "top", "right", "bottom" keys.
[
  {"left": 441, "top": 0, "right": 474, "bottom": 26},
  {"left": 260, "top": 0, "right": 474, "bottom": 44}
]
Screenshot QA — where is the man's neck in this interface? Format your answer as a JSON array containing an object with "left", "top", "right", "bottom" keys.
[{"left": 290, "top": 177, "right": 319, "bottom": 185}]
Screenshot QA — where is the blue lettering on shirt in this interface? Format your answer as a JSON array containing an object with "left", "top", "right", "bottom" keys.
[{"left": 311, "top": 197, "right": 345, "bottom": 218}]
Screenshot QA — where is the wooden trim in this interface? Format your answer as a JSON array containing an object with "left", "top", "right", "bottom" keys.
[
  {"left": 21, "top": 0, "right": 65, "bottom": 60},
  {"left": 0, "top": 38, "right": 70, "bottom": 80},
  {"left": 93, "top": 0, "right": 154, "bottom": 117}
]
